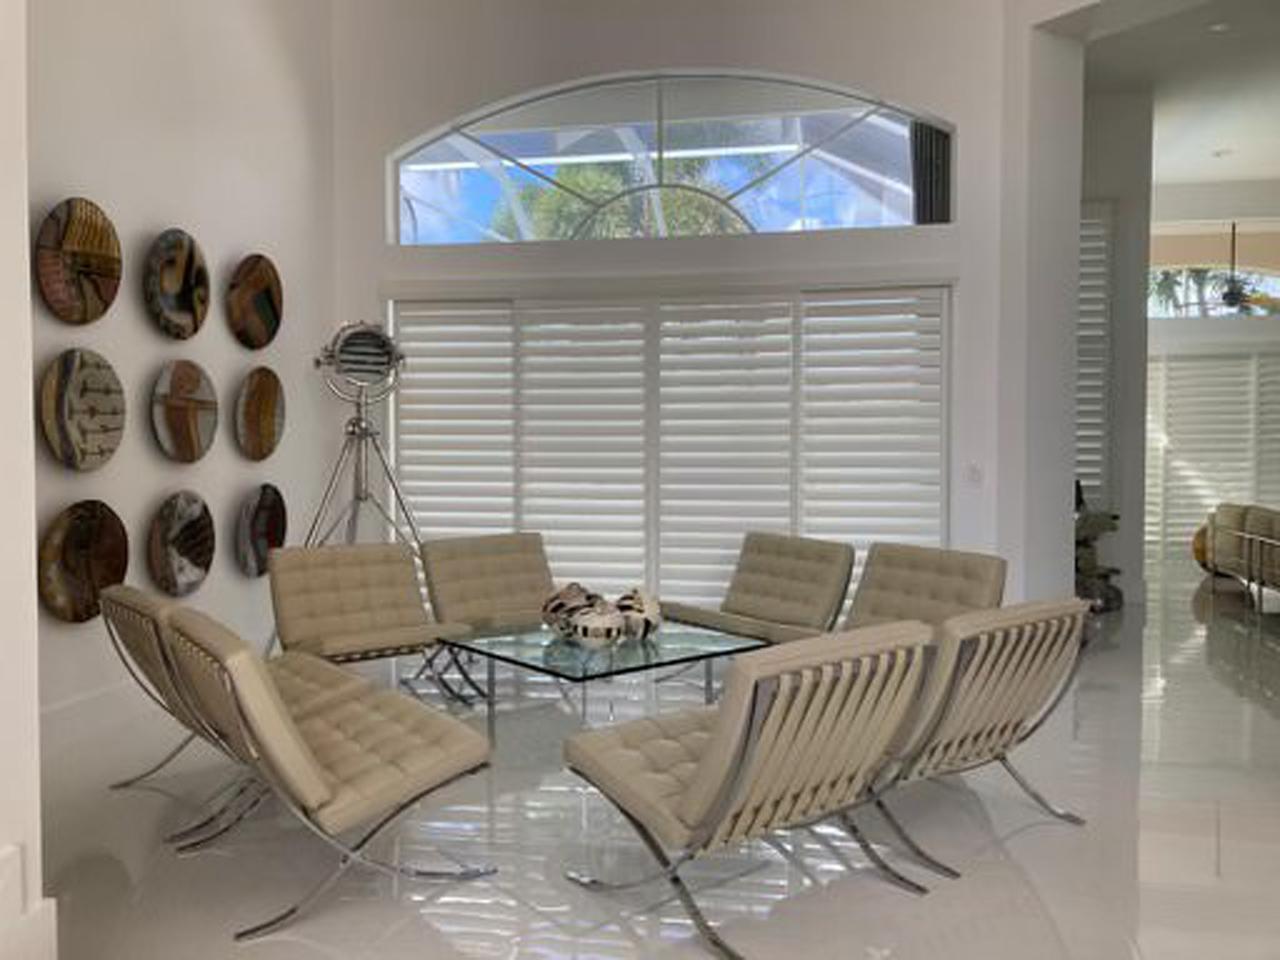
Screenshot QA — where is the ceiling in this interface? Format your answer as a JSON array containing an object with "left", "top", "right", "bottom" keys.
[{"left": 1086, "top": 0, "right": 1280, "bottom": 184}]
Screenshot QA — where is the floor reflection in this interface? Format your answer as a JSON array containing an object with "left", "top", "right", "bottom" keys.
[{"left": 41, "top": 565, "right": 1280, "bottom": 958}]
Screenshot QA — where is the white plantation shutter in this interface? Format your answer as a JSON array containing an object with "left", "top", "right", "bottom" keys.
[
  {"left": 1076, "top": 205, "right": 1113, "bottom": 506},
  {"left": 517, "top": 302, "right": 648, "bottom": 594},
  {"left": 1144, "top": 353, "right": 1267, "bottom": 563},
  {"left": 394, "top": 285, "right": 947, "bottom": 602},
  {"left": 1258, "top": 355, "right": 1280, "bottom": 508},
  {"left": 799, "top": 290, "right": 945, "bottom": 575},
  {"left": 393, "top": 302, "right": 516, "bottom": 535},
  {"left": 657, "top": 299, "right": 795, "bottom": 606}
]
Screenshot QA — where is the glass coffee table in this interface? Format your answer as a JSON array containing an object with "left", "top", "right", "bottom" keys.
[{"left": 443, "top": 624, "right": 768, "bottom": 741}]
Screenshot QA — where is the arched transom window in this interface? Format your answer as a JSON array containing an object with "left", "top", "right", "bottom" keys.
[{"left": 394, "top": 73, "right": 952, "bottom": 245}]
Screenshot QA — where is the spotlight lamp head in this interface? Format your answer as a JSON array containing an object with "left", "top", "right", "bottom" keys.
[{"left": 315, "top": 322, "right": 403, "bottom": 404}]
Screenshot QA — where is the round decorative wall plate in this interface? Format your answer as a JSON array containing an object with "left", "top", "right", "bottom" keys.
[
  {"left": 34, "top": 197, "right": 122, "bottom": 325},
  {"left": 38, "top": 500, "right": 129, "bottom": 622},
  {"left": 226, "top": 254, "right": 282, "bottom": 349},
  {"left": 236, "top": 483, "right": 287, "bottom": 577},
  {"left": 234, "top": 366, "right": 285, "bottom": 461},
  {"left": 38, "top": 348, "right": 126, "bottom": 471},
  {"left": 151, "top": 360, "right": 218, "bottom": 463},
  {"left": 147, "top": 490, "right": 215, "bottom": 597},
  {"left": 143, "top": 228, "right": 210, "bottom": 339}
]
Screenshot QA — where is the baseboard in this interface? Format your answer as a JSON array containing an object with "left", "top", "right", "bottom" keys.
[{"left": 0, "top": 895, "right": 57, "bottom": 960}]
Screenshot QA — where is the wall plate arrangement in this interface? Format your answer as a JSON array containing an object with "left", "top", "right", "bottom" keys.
[
  {"left": 38, "top": 499, "right": 129, "bottom": 622},
  {"left": 34, "top": 197, "right": 122, "bottom": 325},
  {"left": 147, "top": 490, "right": 214, "bottom": 597},
  {"left": 151, "top": 359, "right": 218, "bottom": 462},
  {"left": 234, "top": 366, "right": 286, "bottom": 461},
  {"left": 226, "top": 253, "right": 282, "bottom": 349},
  {"left": 236, "top": 483, "right": 287, "bottom": 577},
  {"left": 143, "top": 227, "right": 210, "bottom": 339},
  {"left": 38, "top": 348, "right": 126, "bottom": 471}
]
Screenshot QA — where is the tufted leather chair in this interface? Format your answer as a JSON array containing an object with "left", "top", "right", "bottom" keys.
[
  {"left": 1206, "top": 503, "right": 1280, "bottom": 587},
  {"left": 564, "top": 621, "right": 933, "bottom": 955},
  {"left": 843, "top": 542, "right": 1006, "bottom": 631},
  {"left": 663, "top": 531, "right": 855, "bottom": 643},
  {"left": 420, "top": 532, "right": 556, "bottom": 636},
  {"left": 159, "top": 603, "right": 492, "bottom": 939},
  {"left": 269, "top": 543, "right": 469, "bottom": 663}
]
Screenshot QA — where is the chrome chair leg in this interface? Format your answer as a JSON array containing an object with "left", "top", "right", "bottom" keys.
[
  {"left": 164, "top": 774, "right": 258, "bottom": 843},
  {"left": 236, "top": 789, "right": 495, "bottom": 941},
  {"left": 109, "top": 732, "right": 197, "bottom": 790},
  {"left": 998, "top": 756, "right": 1086, "bottom": 825},
  {"left": 763, "top": 835, "right": 819, "bottom": 885},
  {"left": 449, "top": 648, "right": 490, "bottom": 700},
  {"left": 565, "top": 849, "right": 694, "bottom": 892},
  {"left": 872, "top": 797, "right": 961, "bottom": 879},
  {"left": 176, "top": 785, "right": 270, "bottom": 854},
  {"left": 838, "top": 813, "right": 928, "bottom": 896}
]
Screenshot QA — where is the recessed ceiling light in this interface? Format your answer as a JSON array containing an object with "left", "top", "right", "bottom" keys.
[
  {"left": 1208, "top": 21, "right": 1231, "bottom": 33},
  {"left": 1212, "top": 148, "right": 1235, "bottom": 158}
]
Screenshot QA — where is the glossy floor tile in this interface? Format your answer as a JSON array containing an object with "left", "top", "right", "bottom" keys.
[{"left": 41, "top": 564, "right": 1280, "bottom": 958}]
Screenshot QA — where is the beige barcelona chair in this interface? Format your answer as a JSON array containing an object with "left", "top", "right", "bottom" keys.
[
  {"left": 420, "top": 531, "right": 556, "bottom": 635},
  {"left": 868, "top": 598, "right": 1091, "bottom": 881},
  {"left": 101, "top": 585, "right": 367, "bottom": 850},
  {"left": 157, "top": 602, "right": 495, "bottom": 940},
  {"left": 269, "top": 542, "right": 475, "bottom": 701},
  {"left": 662, "top": 531, "right": 856, "bottom": 643},
  {"left": 844, "top": 542, "right": 1007, "bottom": 631},
  {"left": 563, "top": 621, "right": 933, "bottom": 959}
]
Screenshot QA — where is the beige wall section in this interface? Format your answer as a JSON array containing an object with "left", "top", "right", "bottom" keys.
[
  {"left": 1083, "top": 92, "right": 1154, "bottom": 605},
  {"left": 29, "top": 0, "right": 337, "bottom": 890},
  {"left": 0, "top": 0, "right": 57, "bottom": 955},
  {"left": 1151, "top": 231, "right": 1280, "bottom": 273},
  {"left": 331, "top": 0, "right": 1092, "bottom": 601}
]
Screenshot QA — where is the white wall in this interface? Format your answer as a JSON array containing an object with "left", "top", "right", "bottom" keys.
[
  {"left": 1083, "top": 92, "right": 1154, "bottom": 601},
  {"left": 29, "top": 0, "right": 337, "bottom": 887},
  {"left": 331, "top": 0, "right": 1092, "bottom": 601},
  {"left": 0, "top": 0, "right": 56, "bottom": 954}
]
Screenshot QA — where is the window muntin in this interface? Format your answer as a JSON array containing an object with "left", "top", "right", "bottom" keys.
[{"left": 395, "top": 74, "right": 946, "bottom": 246}]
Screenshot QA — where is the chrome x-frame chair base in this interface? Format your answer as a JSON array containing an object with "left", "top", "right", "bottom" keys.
[
  {"left": 400, "top": 645, "right": 490, "bottom": 706},
  {"left": 236, "top": 768, "right": 497, "bottom": 942},
  {"left": 565, "top": 776, "right": 938, "bottom": 959},
  {"left": 108, "top": 732, "right": 198, "bottom": 790},
  {"left": 997, "top": 755, "right": 1087, "bottom": 826}
]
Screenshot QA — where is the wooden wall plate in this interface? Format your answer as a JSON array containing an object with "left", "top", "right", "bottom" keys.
[
  {"left": 147, "top": 490, "right": 214, "bottom": 597},
  {"left": 143, "top": 228, "right": 209, "bottom": 339},
  {"left": 236, "top": 483, "right": 286, "bottom": 577},
  {"left": 38, "top": 348, "right": 126, "bottom": 471},
  {"left": 38, "top": 500, "right": 129, "bottom": 622},
  {"left": 151, "top": 360, "right": 218, "bottom": 463},
  {"left": 227, "top": 254, "right": 282, "bottom": 349},
  {"left": 234, "top": 366, "right": 285, "bottom": 461},
  {"left": 35, "top": 197, "right": 122, "bottom": 325}
]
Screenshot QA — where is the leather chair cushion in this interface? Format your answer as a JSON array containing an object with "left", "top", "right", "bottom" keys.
[
  {"left": 660, "top": 601, "right": 817, "bottom": 644},
  {"left": 421, "top": 533, "right": 555, "bottom": 627},
  {"left": 302, "top": 689, "right": 489, "bottom": 835},
  {"left": 268, "top": 651, "right": 370, "bottom": 720},
  {"left": 564, "top": 707, "right": 718, "bottom": 851},
  {"left": 270, "top": 544, "right": 451, "bottom": 659},
  {"left": 719, "top": 532, "right": 854, "bottom": 630},
  {"left": 845, "top": 543, "right": 1006, "bottom": 629}
]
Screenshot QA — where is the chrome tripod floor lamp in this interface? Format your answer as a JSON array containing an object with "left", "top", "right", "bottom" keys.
[{"left": 307, "top": 323, "right": 421, "bottom": 548}]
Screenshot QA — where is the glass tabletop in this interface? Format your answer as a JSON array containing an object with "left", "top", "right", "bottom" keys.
[{"left": 445, "top": 622, "right": 768, "bottom": 682}]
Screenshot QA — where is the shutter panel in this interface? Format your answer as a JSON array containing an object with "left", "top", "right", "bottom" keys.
[
  {"left": 657, "top": 298, "right": 795, "bottom": 606},
  {"left": 393, "top": 302, "right": 516, "bottom": 536},
  {"left": 1258, "top": 355, "right": 1280, "bottom": 508},
  {"left": 1076, "top": 205, "right": 1112, "bottom": 506},
  {"left": 1145, "top": 355, "right": 1255, "bottom": 562},
  {"left": 799, "top": 288, "right": 945, "bottom": 579},
  {"left": 517, "top": 302, "right": 649, "bottom": 594},
  {"left": 395, "top": 285, "right": 948, "bottom": 604},
  {"left": 1144, "top": 357, "right": 1166, "bottom": 569}
]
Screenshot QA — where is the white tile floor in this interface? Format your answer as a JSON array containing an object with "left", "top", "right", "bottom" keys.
[{"left": 41, "top": 566, "right": 1280, "bottom": 958}]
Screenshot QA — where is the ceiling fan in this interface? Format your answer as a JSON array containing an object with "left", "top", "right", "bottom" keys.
[{"left": 1221, "top": 221, "right": 1250, "bottom": 312}]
